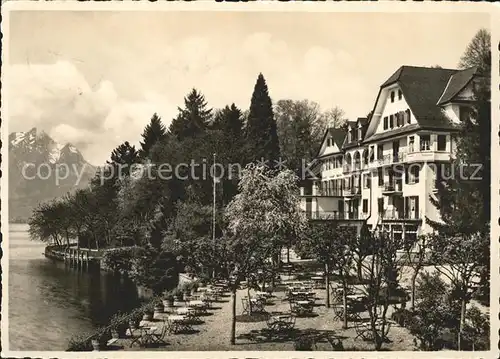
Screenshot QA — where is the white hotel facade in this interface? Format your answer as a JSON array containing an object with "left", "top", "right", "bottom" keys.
[{"left": 300, "top": 65, "right": 482, "bottom": 242}]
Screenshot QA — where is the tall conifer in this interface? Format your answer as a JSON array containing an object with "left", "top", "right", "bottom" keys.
[
  {"left": 139, "top": 113, "right": 167, "bottom": 160},
  {"left": 245, "top": 74, "right": 280, "bottom": 166}
]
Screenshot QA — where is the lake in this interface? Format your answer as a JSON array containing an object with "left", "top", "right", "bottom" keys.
[{"left": 8, "top": 223, "right": 140, "bottom": 351}]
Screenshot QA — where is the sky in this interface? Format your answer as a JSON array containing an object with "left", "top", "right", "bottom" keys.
[{"left": 6, "top": 10, "right": 489, "bottom": 165}]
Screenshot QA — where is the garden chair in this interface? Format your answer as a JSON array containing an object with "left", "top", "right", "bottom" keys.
[
  {"left": 354, "top": 321, "right": 373, "bottom": 341},
  {"left": 290, "top": 300, "right": 313, "bottom": 317},
  {"left": 241, "top": 297, "right": 251, "bottom": 315},
  {"left": 332, "top": 303, "right": 344, "bottom": 321},
  {"left": 150, "top": 320, "right": 169, "bottom": 345}
]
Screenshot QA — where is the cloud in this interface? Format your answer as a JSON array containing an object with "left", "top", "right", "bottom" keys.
[
  {"left": 7, "top": 31, "right": 375, "bottom": 165},
  {"left": 7, "top": 61, "right": 175, "bottom": 165}
]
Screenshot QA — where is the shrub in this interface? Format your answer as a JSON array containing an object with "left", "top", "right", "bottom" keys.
[
  {"left": 102, "top": 246, "right": 141, "bottom": 274},
  {"left": 461, "top": 305, "right": 490, "bottom": 350},
  {"left": 67, "top": 333, "right": 93, "bottom": 352}
]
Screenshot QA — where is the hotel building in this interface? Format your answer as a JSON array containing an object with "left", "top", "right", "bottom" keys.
[{"left": 300, "top": 65, "right": 483, "bottom": 242}]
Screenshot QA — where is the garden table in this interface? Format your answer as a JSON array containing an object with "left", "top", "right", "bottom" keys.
[
  {"left": 346, "top": 294, "right": 366, "bottom": 301},
  {"left": 266, "top": 312, "right": 295, "bottom": 332},
  {"left": 129, "top": 325, "right": 157, "bottom": 347},
  {"left": 187, "top": 300, "right": 208, "bottom": 314},
  {"left": 167, "top": 315, "right": 193, "bottom": 334},
  {"left": 311, "top": 276, "right": 324, "bottom": 289}
]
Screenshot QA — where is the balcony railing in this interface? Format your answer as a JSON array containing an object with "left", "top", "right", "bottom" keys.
[
  {"left": 382, "top": 180, "right": 403, "bottom": 194},
  {"left": 381, "top": 209, "right": 421, "bottom": 220},
  {"left": 306, "top": 211, "right": 366, "bottom": 220},
  {"left": 344, "top": 187, "right": 361, "bottom": 196},
  {"left": 372, "top": 152, "right": 407, "bottom": 167},
  {"left": 304, "top": 188, "right": 343, "bottom": 197}
]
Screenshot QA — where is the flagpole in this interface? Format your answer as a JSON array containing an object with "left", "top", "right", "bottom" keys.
[{"left": 212, "top": 152, "right": 216, "bottom": 279}]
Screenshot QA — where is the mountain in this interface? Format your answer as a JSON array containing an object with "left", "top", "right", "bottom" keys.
[{"left": 8, "top": 128, "right": 97, "bottom": 222}]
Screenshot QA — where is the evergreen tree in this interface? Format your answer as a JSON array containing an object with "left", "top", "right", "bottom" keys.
[
  {"left": 109, "top": 141, "right": 139, "bottom": 176},
  {"left": 139, "top": 113, "right": 167, "bottom": 160},
  {"left": 245, "top": 73, "right": 280, "bottom": 166},
  {"left": 210, "top": 104, "right": 245, "bottom": 205},
  {"left": 169, "top": 88, "right": 212, "bottom": 140},
  {"left": 427, "top": 29, "right": 491, "bottom": 305},
  {"left": 212, "top": 104, "right": 244, "bottom": 143}
]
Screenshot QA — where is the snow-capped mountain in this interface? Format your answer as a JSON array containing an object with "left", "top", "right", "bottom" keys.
[{"left": 8, "top": 128, "right": 96, "bottom": 222}]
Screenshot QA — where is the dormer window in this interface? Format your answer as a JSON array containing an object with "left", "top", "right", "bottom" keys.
[
  {"left": 390, "top": 91, "right": 395, "bottom": 103},
  {"left": 348, "top": 129, "right": 352, "bottom": 142},
  {"left": 398, "top": 89, "right": 402, "bottom": 100},
  {"left": 358, "top": 128, "right": 362, "bottom": 140}
]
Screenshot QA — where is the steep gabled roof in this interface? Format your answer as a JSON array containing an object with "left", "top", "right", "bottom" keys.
[
  {"left": 437, "top": 66, "right": 479, "bottom": 105},
  {"left": 315, "top": 127, "right": 346, "bottom": 158},
  {"left": 328, "top": 127, "right": 347, "bottom": 148},
  {"left": 364, "top": 66, "right": 460, "bottom": 142}
]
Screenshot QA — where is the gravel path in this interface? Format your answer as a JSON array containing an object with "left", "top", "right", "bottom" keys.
[{"left": 114, "top": 285, "right": 416, "bottom": 351}]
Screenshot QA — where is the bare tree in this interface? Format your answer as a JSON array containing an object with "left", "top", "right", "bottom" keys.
[{"left": 458, "top": 28, "right": 491, "bottom": 73}]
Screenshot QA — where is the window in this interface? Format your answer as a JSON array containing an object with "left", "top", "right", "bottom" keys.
[
  {"left": 389, "top": 115, "right": 394, "bottom": 128},
  {"left": 420, "top": 135, "right": 431, "bottom": 151},
  {"left": 408, "top": 136, "right": 415, "bottom": 152},
  {"left": 390, "top": 91, "right": 395, "bottom": 103},
  {"left": 377, "top": 145, "right": 383, "bottom": 160},
  {"left": 378, "top": 168, "right": 383, "bottom": 186},
  {"left": 383, "top": 117, "right": 388, "bottom": 130},
  {"left": 408, "top": 164, "right": 420, "bottom": 184},
  {"left": 369, "top": 146, "right": 375, "bottom": 162},
  {"left": 358, "top": 128, "right": 362, "bottom": 140},
  {"left": 363, "top": 199, "right": 368, "bottom": 213},
  {"left": 327, "top": 138, "right": 331, "bottom": 146},
  {"left": 348, "top": 130, "right": 352, "bottom": 143},
  {"left": 364, "top": 173, "right": 371, "bottom": 189},
  {"left": 398, "top": 89, "right": 402, "bottom": 100},
  {"left": 406, "top": 109, "right": 411, "bottom": 124},
  {"left": 378, "top": 198, "right": 384, "bottom": 214},
  {"left": 437, "top": 135, "right": 446, "bottom": 151}
]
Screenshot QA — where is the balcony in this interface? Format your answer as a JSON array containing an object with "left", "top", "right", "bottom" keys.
[
  {"left": 306, "top": 211, "right": 366, "bottom": 220},
  {"left": 301, "top": 188, "right": 343, "bottom": 197},
  {"left": 374, "top": 153, "right": 407, "bottom": 167},
  {"left": 382, "top": 180, "right": 403, "bottom": 195},
  {"left": 344, "top": 186, "right": 361, "bottom": 197},
  {"left": 380, "top": 209, "right": 421, "bottom": 221}
]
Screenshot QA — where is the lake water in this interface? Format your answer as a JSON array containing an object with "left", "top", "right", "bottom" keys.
[{"left": 8, "top": 223, "right": 141, "bottom": 351}]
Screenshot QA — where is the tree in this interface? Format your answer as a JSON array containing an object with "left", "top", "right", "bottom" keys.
[
  {"left": 109, "top": 141, "right": 139, "bottom": 176},
  {"left": 28, "top": 200, "right": 67, "bottom": 246},
  {"left": 359, "top": 230, "right": 408, "bottom": 350},
  {"left": 319, "top": 106, "right": 346, "bottom": 129},
  {"left": 210, "top": 104, "right": 245, "bottom": 205},
  {"left": 458, "top": 28, "right": 491, "bottom": 73},
  {"left": 139, "top": 113, "right": 168, "bottom": 160},
  {"left": 428, "top": 28, "right": 491, "bottom": 311},
  {"left": 129, "top": 246, "right": 179, "bottom": 296},
  {"left": 169, "top": 88, "right": 212, "bottom": 140},
  {"left": 409, "top": 271, "right": 461, "bottom": 350},
  {"left": 224, "top": 164, "right": 307, "bottom": 345},
  {"left": 275, "top": 99, "right": 332, "bottom": 174},
  {"left": 299, "top": 221, "right": 356, "bottom": 328},
  {"left": 245, "top": 74, "right": 280, "bottom": 165},
  {"left": 162, "top": 201, "right": 224, "bottom": 277},
  {"left": 403, "top": 234, "right": 429, "bottom": 310},
  {"left": 429, "top": 232, "right": 488, "bottom": 350}
]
